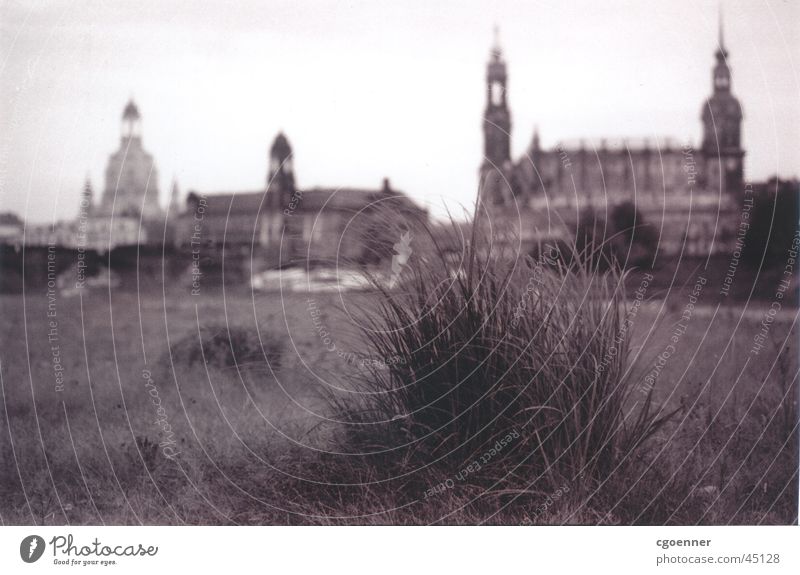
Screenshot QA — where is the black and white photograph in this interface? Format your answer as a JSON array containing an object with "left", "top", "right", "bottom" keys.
[{"left": 0, "top": 0, "right": 798, "bottom": 571}]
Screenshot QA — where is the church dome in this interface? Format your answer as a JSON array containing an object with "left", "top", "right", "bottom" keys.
[
  {"left": 122, "top": 100, "right": 140, "bottom": 121},
  {"left": 270, "top": 132, "right": 292, "bottom": 162}
]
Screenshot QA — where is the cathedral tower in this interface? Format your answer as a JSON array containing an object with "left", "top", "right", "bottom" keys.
[
  {"left": 266, "top": 132, "right": 295, "bottom": 209},
  {"left": 263, "top": 132, "right": 297, "bottom": 246},
  {"left": 479, "top": 30, "right": 514, "bottom": 206},
  {"left": 701, "top": 16, "right": 744, "bottom": 195}
]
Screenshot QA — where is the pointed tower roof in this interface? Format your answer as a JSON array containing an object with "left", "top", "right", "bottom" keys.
[
  {"left": 270, "top": 131, "right": 292, "bottom": 163},
  {"left": 487, "top": 25, "right": 507, "bottom": 83},
  {"left": 716, "top": 6, "right": 728, "bottom": 60},
  {"left": 490, "top": 25, "right": 503, "bottom": 61}
]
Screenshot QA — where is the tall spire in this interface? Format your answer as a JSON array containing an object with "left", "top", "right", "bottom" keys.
[
  {"left": 270, "top": 132, "right": 293, "bottom": 171},
  {"left": 711, "top": 7, "right": 732, "bottom": 93},
  {"left": 491, "top": 25, "right": 502, "bottom": 60},
  {"left": 716, "top": 4, "right": 728, "bottom": 59},
  {"left": 481, "top": 27, "right": 512, "bottom": 203},
  {"left": 701, "top": 4, "right": 743, "bottom": 194}
]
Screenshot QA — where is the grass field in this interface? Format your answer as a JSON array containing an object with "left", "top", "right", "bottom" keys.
[{"left": 0, "top": 276, "right": 797, "bottom": 525}]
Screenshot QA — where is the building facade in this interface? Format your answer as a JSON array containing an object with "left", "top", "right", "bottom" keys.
[
  {"left": 178, "top": 132, "right": 427, "bottom": 267},
  {"left": 74, "top": 100, "right": 163, "bottom": 251},
  {"left": 478, "top": 25, "right": 745, "bottom": 257},
  {"left": 95, "top": 100, "right": 162, "bottom": 221}
]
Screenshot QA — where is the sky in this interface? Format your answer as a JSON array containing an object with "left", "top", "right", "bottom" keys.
[{"left": 1, "top": 0, "right": 798, "bottom": 224}]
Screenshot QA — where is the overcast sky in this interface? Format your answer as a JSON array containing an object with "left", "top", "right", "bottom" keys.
[{"left": 1, "top": 0, "right": 798, "bottom": 224}]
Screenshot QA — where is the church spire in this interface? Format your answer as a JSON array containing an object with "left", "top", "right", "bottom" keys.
[
  {"left": 479, "top": 29, "right": 513, "bottom": 206},
  {"left": 269, "top": 132, "right": 293, "bottom": 178},
  {"left": 491, "top": 25, "right": 502, "bottom": 60},
  {"left": 484, "top": 29, "right": 510, "bottom": 166},
  {"left": 266, "top": 132, "right": 296, "bottom": 211},
  {"left": 711, "top": 7, "right": 732, "bottom": 93},
  {"left": 715, "top": 5, "right": 728, "bottom": 60},
  {"left": 701, "top": 15, "right": 744, "bottom": 194}
]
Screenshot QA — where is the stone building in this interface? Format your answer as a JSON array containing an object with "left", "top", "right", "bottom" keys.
[
  {"left": 95, "top": 100, "right": 161, "bottom": 220},
  {"left": 71, "top": 100, "right": 163, "bottom": 250},
  {"left": 178, "top": 132, "right": 427, "bottom": 267},
  {"left": 21, "top": 102, "right": 162, "bottom": 251},
  {"left": 478, "top": 24, "right": 745, "bottom": 257}
]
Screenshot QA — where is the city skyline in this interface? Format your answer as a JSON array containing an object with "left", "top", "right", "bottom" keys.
[
  {"left": 0, "top": 0, "right": 798, "bottom": 537},
  {"left": 1, "top": 0, "right": 798, "bottom": 224}
]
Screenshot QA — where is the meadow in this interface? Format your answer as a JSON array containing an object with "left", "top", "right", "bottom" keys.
[{"left": 0, "top": 260, "right": 796, "bottom": 525}]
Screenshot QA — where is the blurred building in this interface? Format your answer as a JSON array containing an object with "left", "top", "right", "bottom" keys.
[
  {"left": 478, "top": 23, "right": 745, "bottom": 257},
  {"left": 177, "top": 132, "right": 427, "bottom": 266},
  {"left": 95, "top": 100, "right": 162, "bottom": 220},
  {"left": 0, "top": 213, "right": 23, "bottom": 245},
  {"left": 23, "top": 223, "right": 74, "bottom": 247},
  {"left": 22, "top": 98, "right": 163, "bottom": 251},
  {"left": 70, "top": 100, "right": 163, "bottom": 251}
]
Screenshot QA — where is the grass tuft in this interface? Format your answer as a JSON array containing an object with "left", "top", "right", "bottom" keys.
[{"left": 329, "top": 216, "right": 675, "bottom": 503}]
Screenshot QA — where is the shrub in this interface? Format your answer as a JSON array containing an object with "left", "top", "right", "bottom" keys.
[
  {"left": 743, "top": 178, "right": 800, "bottom": 268},
  {"left": 329, "top": 215, "right": 674, "bottom": 503},
  {"left": 167, "top": 325, "right": 283, "bottom": 371}
]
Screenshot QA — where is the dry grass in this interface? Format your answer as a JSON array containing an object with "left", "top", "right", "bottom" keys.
[
  {"left": 0, "top": 222, "right": 796, "bottom": 525},
  {"left": 327, "top": 219, "right": 674, "bottom": 513}
]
